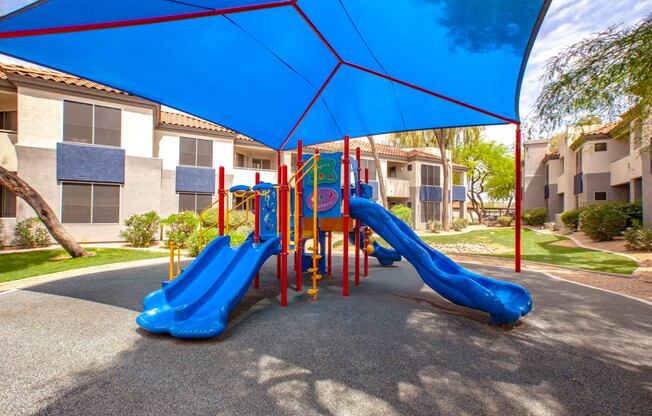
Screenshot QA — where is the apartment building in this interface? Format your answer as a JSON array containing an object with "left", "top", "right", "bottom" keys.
[
  {"left": 523, "top": 117, "right": 652, "bottom": 227},
  {"left": 0, "top": 64, "right": 467, "bottom": 243},
  {"left": 310, "top": 139, "right": 468, "bottom": 229}
]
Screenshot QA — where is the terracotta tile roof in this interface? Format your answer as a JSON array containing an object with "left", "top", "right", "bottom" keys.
[
  {"left": 159, "top": 111, "right": 235, "bottom": 134},
  {"left": 308, "top": 138, "right": 409, "bottom": 158},
  {"left": 580, "top": 122, "right": 619, "bottom": 137},
  {"left": 0, "top": 63, "right": 126, "bottom": 94},
  {"left": 308, "top": 138, "right": 467, "bottom": 169},
  {"left": 542, "top": 151, "right": 560, "bottom": 163}
]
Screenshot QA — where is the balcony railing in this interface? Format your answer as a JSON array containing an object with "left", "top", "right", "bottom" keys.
[
  {"left": 232, "top": 168, "right": 277, "bottom": 186},
  {"left": 386, "top": 178, "right": 410, "bottom": 198},
  {"left": 610, "top": 155, "right": 630, "bottom": 186}
]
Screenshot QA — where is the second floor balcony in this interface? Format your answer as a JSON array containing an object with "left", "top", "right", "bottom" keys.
[
  {"left": 386, "top": 178, "right": 410, "bottom": 198},
  {"left": 232, "top": 167, "right": 277, "bottom": 187}
]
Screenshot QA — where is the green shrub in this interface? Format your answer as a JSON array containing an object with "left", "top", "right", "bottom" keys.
[
  {"left": 162, "top": 211, "right": 199, "bottom": 248},
  {"left": 12, "top": 217, "right": 51, "bottom": 248},
  {"left": 200, "top": 208, "right": 218, "bottom": 227},
  {"left": 522, "top": 208, "right": 547, "bottom": 227},
  {"left": 624, "top": 222, "right": 652, "bottom": 251},
  {"left": 120, "top": 211, "right": 160, "bottom": 247},
  {"left": 452, "top": 218, "right": 466, "bottom": 231},
  {"left": 561, "top": 208, "right": 583, "bottom": 231},
  {"left": 496, "top": 216, "right": 513, "bottom": 227},
  {"left": 228, "top": 210, "right": 255, "bottom": 235},
  {"left": 186, "top": 228, "right": 249, "bottom": 257},
  {"left": 390, "top": 204, "right": 412, "bottom": 226},
  {"left": 613, "top": 201, "right": 642, "bottom": 228},
  {"left": 427, "top": 220, "right": 442, "bottom": 233},
  {"left": 580, "top": 203, "right": 627, "bottom": 241}
]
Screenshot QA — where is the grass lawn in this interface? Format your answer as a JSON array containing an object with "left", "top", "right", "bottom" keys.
[
  {"left": 0, "top": 248, "right": 168, "bottom": 284},
  {"left": 374, "top": 228, "right": 637, "bottom": 275}
]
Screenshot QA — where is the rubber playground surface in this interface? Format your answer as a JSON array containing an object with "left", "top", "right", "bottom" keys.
[{"left": 0, "top": 257, "right": 650, "bottom": 416}]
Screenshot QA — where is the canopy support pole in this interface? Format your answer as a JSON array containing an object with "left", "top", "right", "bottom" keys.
[
  {"left": 342, "top": 135, "right": 350, "bottom": 297},
  {"left": 354, "top": 147, "right": 361, "bottom": 287},
  {"left": 296, "top": 139, "right": 303, "bottom": 292},
  {"left": 515, "top": 124, "right": 522, "bottom": 273}
]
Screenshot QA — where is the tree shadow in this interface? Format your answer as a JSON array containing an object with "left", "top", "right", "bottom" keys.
[{"left": 9, "top": 257, "right": 651, "bottom": 415}]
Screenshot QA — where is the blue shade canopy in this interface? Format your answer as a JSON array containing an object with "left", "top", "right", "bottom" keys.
[{"left": 0, "top": 0, "right": 550, "bottom": 150}]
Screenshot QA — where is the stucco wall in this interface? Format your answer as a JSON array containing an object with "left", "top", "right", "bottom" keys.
[{"left": 17, "top": 86, "right": 154, "bottom": 157}]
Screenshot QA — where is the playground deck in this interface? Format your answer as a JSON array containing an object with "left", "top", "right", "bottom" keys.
[{"left": 1, "top": 257, "right": 650, "bottom": 416}]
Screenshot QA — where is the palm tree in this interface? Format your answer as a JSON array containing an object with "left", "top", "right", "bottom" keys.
[{"left": 366, "top": 135, "right": 388, "bottom": 208}]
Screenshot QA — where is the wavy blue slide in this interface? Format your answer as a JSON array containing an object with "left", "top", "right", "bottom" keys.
[
  {"left": 137, "top": 235, "right": 281, "bottom": 338},
  {"left": 350, "top": 197, "right": 532, "bottom": 324}
]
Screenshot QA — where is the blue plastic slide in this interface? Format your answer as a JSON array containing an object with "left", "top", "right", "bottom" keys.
[
  {"left": 137, "top": 235, "right": 281, "bottom": 338},
  {"left": 349, "top": 197, "right": 532, "bottom": 324},
  {"left": 349, "top": 231, "right": 402, "bottom": 266}
]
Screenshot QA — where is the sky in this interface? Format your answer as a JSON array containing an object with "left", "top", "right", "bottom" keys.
[{"left": 1, "top": 0, "right": 651, "bottom": 146}]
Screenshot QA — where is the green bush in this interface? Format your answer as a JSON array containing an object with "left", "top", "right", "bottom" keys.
[
  {"left": 613, "top": 201, "right": 642, "bottom": 228},
  {"left": 162, "top": 211, "right": 199, "bottom": 248},
  {"left": 390, "top": 204, "right": 412, "bottom": 226},
  {"left": 120, "top": 211, "right": 160, "bottom": 247},
  {"left": 200, "top": 208, "right": 218, "bottom": 227},
  {"left": 561, "top": 208, "right": 583, "bottom": 231},
  {"left": 496, "top": 216, "right": 513, "bottom": 227},
  {"left": 624, "top": 222, "right": 652, "bottom": 251},
  {"left": 522, "top": 208, "right": 547, "bottom": 227},
  {"left": 427, "top": 220, "right": 442, "bottom": 233},
  {"left": 186, "top": 228, "right": 249, "bottom": 257},
  {"left": 452, "top": 218, "right": 466, "bottom": 231},
  {"left": 228, "top": 210, "right": 255, "bottom": 234},
  {"left": 580, "top": 203, "right": 627, "bottom": 241},
  {"left": 12, "top": 217, "right": 51, "bottom": 248}
]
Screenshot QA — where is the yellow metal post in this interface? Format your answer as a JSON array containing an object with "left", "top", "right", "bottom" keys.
[{"left": 169, "top": 241, "right": 175, "bottom": 280}]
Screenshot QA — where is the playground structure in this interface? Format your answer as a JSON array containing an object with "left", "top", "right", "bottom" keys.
[{"left": 137, "top": 136, "right": 533, "bottom": 338}]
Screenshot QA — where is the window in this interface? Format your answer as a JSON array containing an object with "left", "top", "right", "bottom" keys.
[
  {"left": 235, "top": 153, "right": 248, "bottom": 168},
  {"left": 233, "top": 194, "right": 255, "bottom": 211},
  {"left": 421, "top": 164, "right": 440, "bottom": 186},
  {"left": 61, "top": 183, "right": 120, "bottom": 223},
  {"left": 179, "top": 137, "right": 212, "bottom": 167},
  {"left": 388, "top": 166, "right": 397, "bottom": 178},
  {"left": 0, "top": 111, "right": 17, "bottom": 131},
  {"left": 406, "top": 201, "right": 412, "bottom": 208},
  {"left": 252, "top": 157, "right": 271, "bottom": 170},
  {"left": 594, "top": 142, "right": 607, "bottom": 152},
  {"left": 421, "top": 202, "right": 440, "bottom": 222},
  {"left": 1, "top": 184, "right": 17, "bottom": 217},
  {"left": 594, "top": 192, "right": 607, "bottom": 201},
  {"left": 179, "top": 193, "right": 212, "bottom": 213},
  {"left": 63, "top": 101, "right": 121, "bottom": 147},
  {"left": 452, "top": 171, "right": 463, "bottom": 185},
  {"left": 575, "top": 150, "right": 582, "bottom": 173},
  {"left": 407, "top": 164, "right": 412, "bottom": 171}
]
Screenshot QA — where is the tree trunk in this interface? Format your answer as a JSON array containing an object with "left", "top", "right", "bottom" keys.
[
  {"left": 0, "top": 166, "right": 88, "bottom": 257},
  {"left": 434, "top": 129, "right": 450, "bottom": 231},
  {"left": 366, "top": 135, "right": 388, "bottom": 208}
]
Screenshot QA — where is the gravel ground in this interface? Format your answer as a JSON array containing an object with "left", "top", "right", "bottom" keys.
[{"left": 0, "top": 256, "right": 651, "bottom": 416}]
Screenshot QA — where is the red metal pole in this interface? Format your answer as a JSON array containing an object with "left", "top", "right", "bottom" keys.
[
  {"left": 218, "top": 166, "right": 225, "bottom": 236},
  {"left": 254, "top": 171, "right": 261, "bottom": 289},
  {"left": 296, "top": 139, "right": 303, "bottom": 292},
  {"left": 364, "top": 167, "right": 369, "bottom": 278},
  {"left": 277, "top": 150, "right": 282, "bottom": 280},
  {"left": 327, "top": 231, "right": 332, "bottom": 276},
  {"left": 515, "top": 124, "right": 522, "bottom": 273},
  {"left": 342, "top": 135, "right": 350, "bottom": 297},
  {"left": 281, "top": 164, "right": 289, "bottom": 306},
  {"left": 354, "top": 147, "right": 361, "bottom": 287}
]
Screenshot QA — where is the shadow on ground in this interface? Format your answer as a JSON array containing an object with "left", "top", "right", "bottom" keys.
[{"left": 2, "top": 256, "right": 650, "bottom": 415}]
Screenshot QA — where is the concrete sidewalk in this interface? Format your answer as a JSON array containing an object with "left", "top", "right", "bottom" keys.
[{"left": 0, "top": 256, "right": 650, "bottom": 415}]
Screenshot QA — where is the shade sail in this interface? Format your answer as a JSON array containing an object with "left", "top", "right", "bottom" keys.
[{"left": 0, "top": 0, "right": 550, "bottom": 150}]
